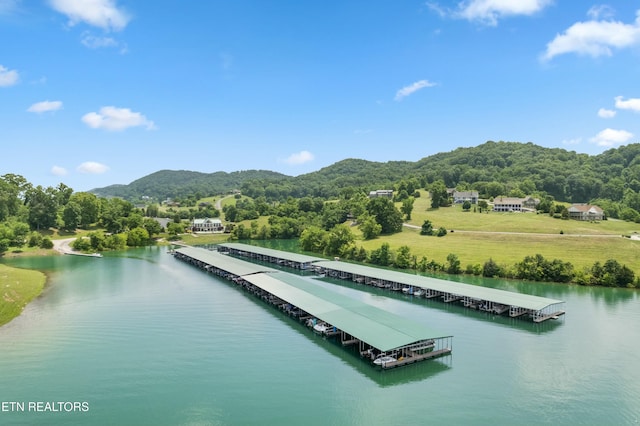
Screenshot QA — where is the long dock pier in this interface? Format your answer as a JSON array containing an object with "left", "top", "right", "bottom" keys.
[
  {"left": 173, "top": 246, "right": 452, "bottom": 370},
  {"left": 218, "top": 243, "right": 566, "bottom": 323}
]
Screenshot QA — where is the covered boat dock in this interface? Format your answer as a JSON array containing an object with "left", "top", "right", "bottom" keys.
[
  {"left": 174, "top": 246, "right": 452, "bottom": 369},
  {"left": 218, "top": 242, "right": 323, "bottom": 270},
  {"left": 313, "top": 261, "right": 565, "bottom": 322},
  {"left": 215, "top": 243, "right": 565, "bottom": 323}
]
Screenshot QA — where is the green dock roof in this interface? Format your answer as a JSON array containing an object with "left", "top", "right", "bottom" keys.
[
  {"left": 245, "top": 272, "right": 449, "bottom": 352},
  {"left": 314, "top": 261, "right": 563, "bottom": 312},
  {"left": 218, "top": 242, "right": 325, "bottom": 264},
  {"left": 176, "top": 246, "right": 277, "bottom": 276},
  {"left": 176, "top": 246, "right": 448, "bottom": 352}
]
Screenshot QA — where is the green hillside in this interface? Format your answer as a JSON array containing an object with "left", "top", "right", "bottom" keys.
[{"left": 91, "top": 141, "right": 640, "bottom": 210}]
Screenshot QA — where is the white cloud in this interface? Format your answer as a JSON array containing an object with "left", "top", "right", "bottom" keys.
[
  {"left": 27, "top": 100, "right": 63, "bottom": 113},
  {"left": 394, "top": 80, "right": 437, "bottom": 101},
  {"left": 51, "top": 166, "right": 68, "bottom": 176},
  {"left": 282, "top": 150, "right": 314, "bottom": 165},
  {"left": 428, "top": 0, "right": 552, "bottom": 26},
  {"left": 590, "top": 128, "right": 634, "bottom": 147},
  {"left": 49, "top": 0, "right": 130, "bottom": 31},
  {"left": 542, "top": 10, "right": 640, "bottom": 61},
  {"left": 77, "top": 161, "right": 109, "bottom": 174},
  {"left": 597, "top": 108, "right": 616, "bottom": 118},
  {"left": 562, "top": 137, "right": 582, "bottom": 146},
  {"left": 587, "top": 5, "right": 615, "bottom": 20},
  {"left": 81, "top": 34, "right": 117, "bottom": 49},
  {"left": 615, "top": 96, "right": 640, "bottom": 112},
  {"left": 82, "top": 106, "right": 155, "bottom": 131},
  {"left": 0, "top": 65, "right": 19, "bottom": 87}
]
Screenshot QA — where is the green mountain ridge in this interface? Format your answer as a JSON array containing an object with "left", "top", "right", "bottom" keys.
[{"left": 90, "top": 141, "right": 640, "bottom": 207}]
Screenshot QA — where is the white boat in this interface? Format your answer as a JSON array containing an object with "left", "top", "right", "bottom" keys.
[
  {"left": 373, "top": 355, "right": 397, "bottom": 366},
  {"left": 313, "top": 323, "right": 329, "bottom": 334},
  {"left": 413, "top": 289, "right": 424, "bottom": 297},
  {"left": 402, "top": 286, "right": 412, "bottom": 295}
]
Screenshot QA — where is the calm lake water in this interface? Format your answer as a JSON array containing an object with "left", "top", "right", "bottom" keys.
[{"left": 1, "top": 245, "right": 639, "bottom": 425}]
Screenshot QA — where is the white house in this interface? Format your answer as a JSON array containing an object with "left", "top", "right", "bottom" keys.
[
  {"left": 567, "top": 204, "right": 604, "bottom": 221},
  {"left": 493, "top": 196, "right": 540, "bottom": 212},
  {"left": 493, "top": 197, "right": 525, "bottom": 212},
  {"left": 191, "top": 218, "right": 224, "bottom": 232},
  {"left": 453, "top": 191, "right": 479, "bottom": 204},
  {"left": 368, "top": 190, "right": 394, "bottom": 199}
]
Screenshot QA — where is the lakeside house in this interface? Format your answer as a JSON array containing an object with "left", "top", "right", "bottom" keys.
[
  {"left": 453, "top": 191, "right": 479, "bottom": 204},
  {"left": 567, "top": 204, "right": 604, "bottom": 221},
  {"left": 368, "top": 190, "right": 394, "bottom": 199},
  {"left": 191, "top": 218, "right": 224, "bottom": 233},
  {"left": 493, "top": 196, "right": 540, "bottom": 212}
]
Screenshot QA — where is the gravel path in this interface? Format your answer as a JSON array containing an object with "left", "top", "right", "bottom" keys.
[{"left": 52, "top": 237, "right": 76, "bottom": 254}]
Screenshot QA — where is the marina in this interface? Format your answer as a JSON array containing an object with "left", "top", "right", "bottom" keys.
[
  {"left": 218, "top": 242, "right": 566, "bottom": 322},
  {"left": 173, "top": 246, "right": 452, "bottom": 369},
  {"left": 1, "top": 246, "right": 637, "bottom": 425}
]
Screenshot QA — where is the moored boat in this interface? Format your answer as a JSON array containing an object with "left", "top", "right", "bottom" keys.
[{"left": 373, "top": 355, "right": 397, "bottom": 366}]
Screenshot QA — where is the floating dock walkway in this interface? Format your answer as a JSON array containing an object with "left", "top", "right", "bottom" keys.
[
  {"left": 173, "top": 246, "right": 452, "bottom": 369},
  {"left": 218, "top": 243, "right": 565, "bottom": 323}
]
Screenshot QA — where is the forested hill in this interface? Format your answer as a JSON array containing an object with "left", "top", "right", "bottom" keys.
[
  {"left": 91, "top": 141, "right": 640, "bottom": 207},
  {"left": 91, "top": 169, "right": 289, "bottom": 201}
]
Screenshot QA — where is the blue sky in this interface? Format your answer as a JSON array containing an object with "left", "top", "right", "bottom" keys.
[{"left": 1, "top": 1, "right": 640, "bottom": 191}]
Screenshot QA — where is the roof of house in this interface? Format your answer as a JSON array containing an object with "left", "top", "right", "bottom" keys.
[
  {"left": 453, "top": 191, "right": 478, "bottom": 197},
  {"left": 568, "top": 204, "right": 603, "bottom": 213},
  {"left": 192, "top": 217, "right": 222, "bottom": 224},
  {"left": 494, "top": 197, "right": 524, "bottom": 204}
]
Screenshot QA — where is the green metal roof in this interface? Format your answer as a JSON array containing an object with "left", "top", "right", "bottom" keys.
[
  {"left": 176, "top": 246, "right": 448, "bottom": 352},
  {"left": 314, "top": 261, "right": 563, "bottom": 311},
  {"left": 218, "top": 242, "right": 325, "bottom": 264},
  {"left": 176, "top": 246, "right": 278, "bottom": 276},
  {"left": 244, "top": 272, "right": 449, "bottom": 352}
]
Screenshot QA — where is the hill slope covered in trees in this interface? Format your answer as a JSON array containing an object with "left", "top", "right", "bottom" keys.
[
  {"left": 91, "top": 141, "right": 640, "bottom": 214},
  {"left": 91, "top": 169, "right": 289, "bottom": 201}
]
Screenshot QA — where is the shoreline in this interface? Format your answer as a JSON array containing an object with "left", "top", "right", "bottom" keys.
[
  {"left": 0, "top": 238, "right": 77, "bottom": 327},
  {"left": 0, "top": 264, "right": 47, "bottom": 327}
]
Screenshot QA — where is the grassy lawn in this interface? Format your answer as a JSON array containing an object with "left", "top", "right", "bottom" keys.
[
  {"left": 360, "top": 227, "right": 640, "bottom": 273},
  {"left": 406, "top": 195, "right": 640, "bottom": 235},
  {"left": 179, "top": 232, "right": 230, "bottom": 245},
  {"left": 189, "top": 193, "right": 640, "bottom": 274},
  {"left": 0, "top": 264, "right": 46, "bottom": 327},
  {"left": 351, "top": 195, "right": 640, "bottom": 274}
]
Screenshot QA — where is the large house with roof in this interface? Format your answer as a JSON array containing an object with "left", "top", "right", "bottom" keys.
[
  {"left": 453, "top": 191, "right": 479, "bottom": 204},
  {"left": 191, "top": 218, "right": 224, "bottom": 233},
  {"left": 567, "top": 204, "right": 604, "bottom": 221},
  {"left": 492, "top": 196, "right": 540, "bottom": 212}
]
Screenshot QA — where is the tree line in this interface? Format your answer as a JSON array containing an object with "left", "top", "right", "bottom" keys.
[{"left": 0, "top": 174, "right": 186, "bottom": 254}]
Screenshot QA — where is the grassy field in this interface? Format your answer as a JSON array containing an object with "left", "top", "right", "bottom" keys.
[
  {"left": 406, "top": 195, "right": 640, "bottom": 235},
  {"left": 364, "top": 195, "right": 640, "bottom": 274},
  {"left": 359, "top": 226, "right": 640, "bottom": 273},
  {"left": 0, "top": 264, "right": 46, "bottom": 327},
  {"left": 182, "top": 193, "right": 640, "bottom": 275}
]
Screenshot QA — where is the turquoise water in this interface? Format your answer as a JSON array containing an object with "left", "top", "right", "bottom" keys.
[{"left": 1, "top": 246, "right": 639, "bottom": 425}]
